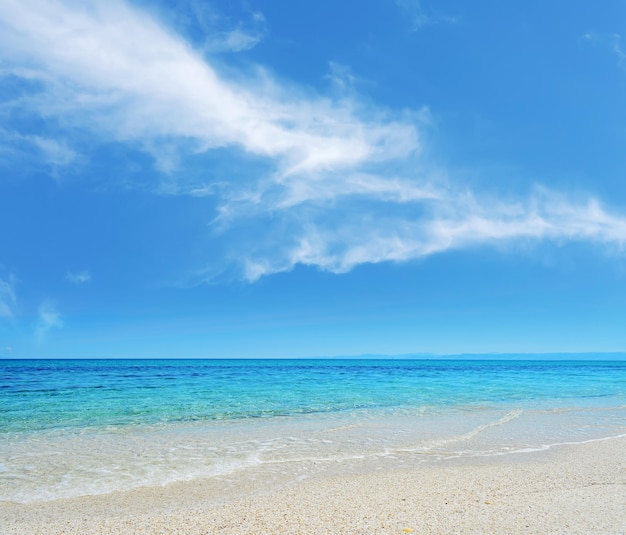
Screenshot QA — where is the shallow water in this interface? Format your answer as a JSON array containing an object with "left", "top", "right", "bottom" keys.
[{"left": 1, "top": 359, "right": 626, "bottom": 503}]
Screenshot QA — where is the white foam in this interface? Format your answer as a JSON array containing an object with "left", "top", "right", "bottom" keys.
[{"left": 2, "top": 405, "right": 625, "bottom": 504}]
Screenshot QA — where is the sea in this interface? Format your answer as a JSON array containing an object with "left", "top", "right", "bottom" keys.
[{"left": 1, "top": 358, "right": 626, "bottom": 504}]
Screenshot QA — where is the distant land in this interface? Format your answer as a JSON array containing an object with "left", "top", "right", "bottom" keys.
[{"left": 323, "top": 353, "right": 626, "bottom": 361}]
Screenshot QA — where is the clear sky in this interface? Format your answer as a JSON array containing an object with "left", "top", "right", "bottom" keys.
[{"left": 1, "top": 0, "right": 626, "bottom": 358}]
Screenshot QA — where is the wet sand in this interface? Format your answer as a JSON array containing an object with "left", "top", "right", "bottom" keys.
[{"left": 1, "top": 436, "right": 625, "bottom": 534}]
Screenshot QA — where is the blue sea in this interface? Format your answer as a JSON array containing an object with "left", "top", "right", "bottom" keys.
[{"left": 1, "top": 358, "right": 626, "bottom": 503}]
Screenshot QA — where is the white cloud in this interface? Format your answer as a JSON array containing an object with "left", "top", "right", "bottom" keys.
[
  {"left": 35, "top": 300, "right": 63, "bottom": 340},
  {"left": 0, "top": 0, "right": 412, "bottom": 178},
  {"left": 66, "top": 270, "right": 92, "bottom": 285},
  {"left": 395, "top": 0, "right": 458, "bottom": 30},
  {"left": 30, "top": 135, "right": 77, "bottom": 166},
  {"left": 326, "top": 62, "right": 359, "bottom": 92},
  {"left": 221, "top": 185, "right": 626, "bottom": 281},
  {"left": 1, "top": 0, "right": 626, "bottom": 283},
  {"left": 0, "top": 129, "right": 77, "bottom": 168},
  {"left": 395, "top": 0, "right": 431, "bottom": 29},
  {"left": 0, "top": 274, "right": 17, "bottom": 318},
  {"left": 155, "top": 0, "right": 266, "bottom": 54},
  {"left": 206, "top": 28, "right": 262, "bottom": 53},
  {"left": 612, "top": 34, "right": 626, "bottom": 65},
  {"left": 583, "top": 32, "right": 626, "bottom": 67}
]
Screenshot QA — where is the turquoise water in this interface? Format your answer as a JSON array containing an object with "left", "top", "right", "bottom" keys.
[{"left": 2, "top": 358, "right": 626, "bottom": 503}]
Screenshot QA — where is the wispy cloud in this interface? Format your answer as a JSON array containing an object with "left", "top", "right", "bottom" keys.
[
  {"left": 0, "top": 129, "right": 77, "bottom": 169},
  {"left": 201, "top": 9, "right": 267, "bottom": 54},
  {"left": 219, "top": 184, "right": 626, "bottom": 282},
  {"left": 0, "top": 0, "right": 407, "bottom": 178},
  {"left": 395, "top": 0, "right": 458, "bottom": 30},
  {"left": 66, "top": 270, "right": 92, "bottom": 285},
  {"left": 30, "top": 135, "right": 77, "bottom": 166},
  {"left": 395, "top": 0, "right": 431, "bottom": 29},
  {"left": 35, "top": 300, "right": 63, "bottom": 340},
  {"left": 583, "top": 31, "right": 626, "bottom": 67},
  {"left": 325, "top": 62, "right": 365, "bottom": 94},
  {"left": 156, "top": 0, "right": 266, "bottom": 54},
  {"left": 0, "top": 274, "right": 17, "bottom": 318},
  {"left": 205, "top": 28, "right": 263, "bottom": 53},
  {"left": 1, "top": 1, "right": 626, "bottom": 283},
  {"left": 612, "top": 34, "right": 626, "bottom": 65}
]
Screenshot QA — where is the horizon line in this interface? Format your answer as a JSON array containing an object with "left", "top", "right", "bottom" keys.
[{"left": 2, "top": 352, "right": 626, "bottom": 361}]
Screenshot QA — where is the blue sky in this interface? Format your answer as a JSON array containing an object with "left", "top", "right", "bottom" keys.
[{"left": 1, "top": 0, "right": 626, "bottom": 358}]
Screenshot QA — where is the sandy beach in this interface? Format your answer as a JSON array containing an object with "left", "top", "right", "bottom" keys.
[{"left": 1, "top": 435, "right": 625, "bottom": 535}]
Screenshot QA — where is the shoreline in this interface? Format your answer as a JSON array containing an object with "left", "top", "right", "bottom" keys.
[{"left": 1, "top": 435, "right": 625, "bottom": 534}]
